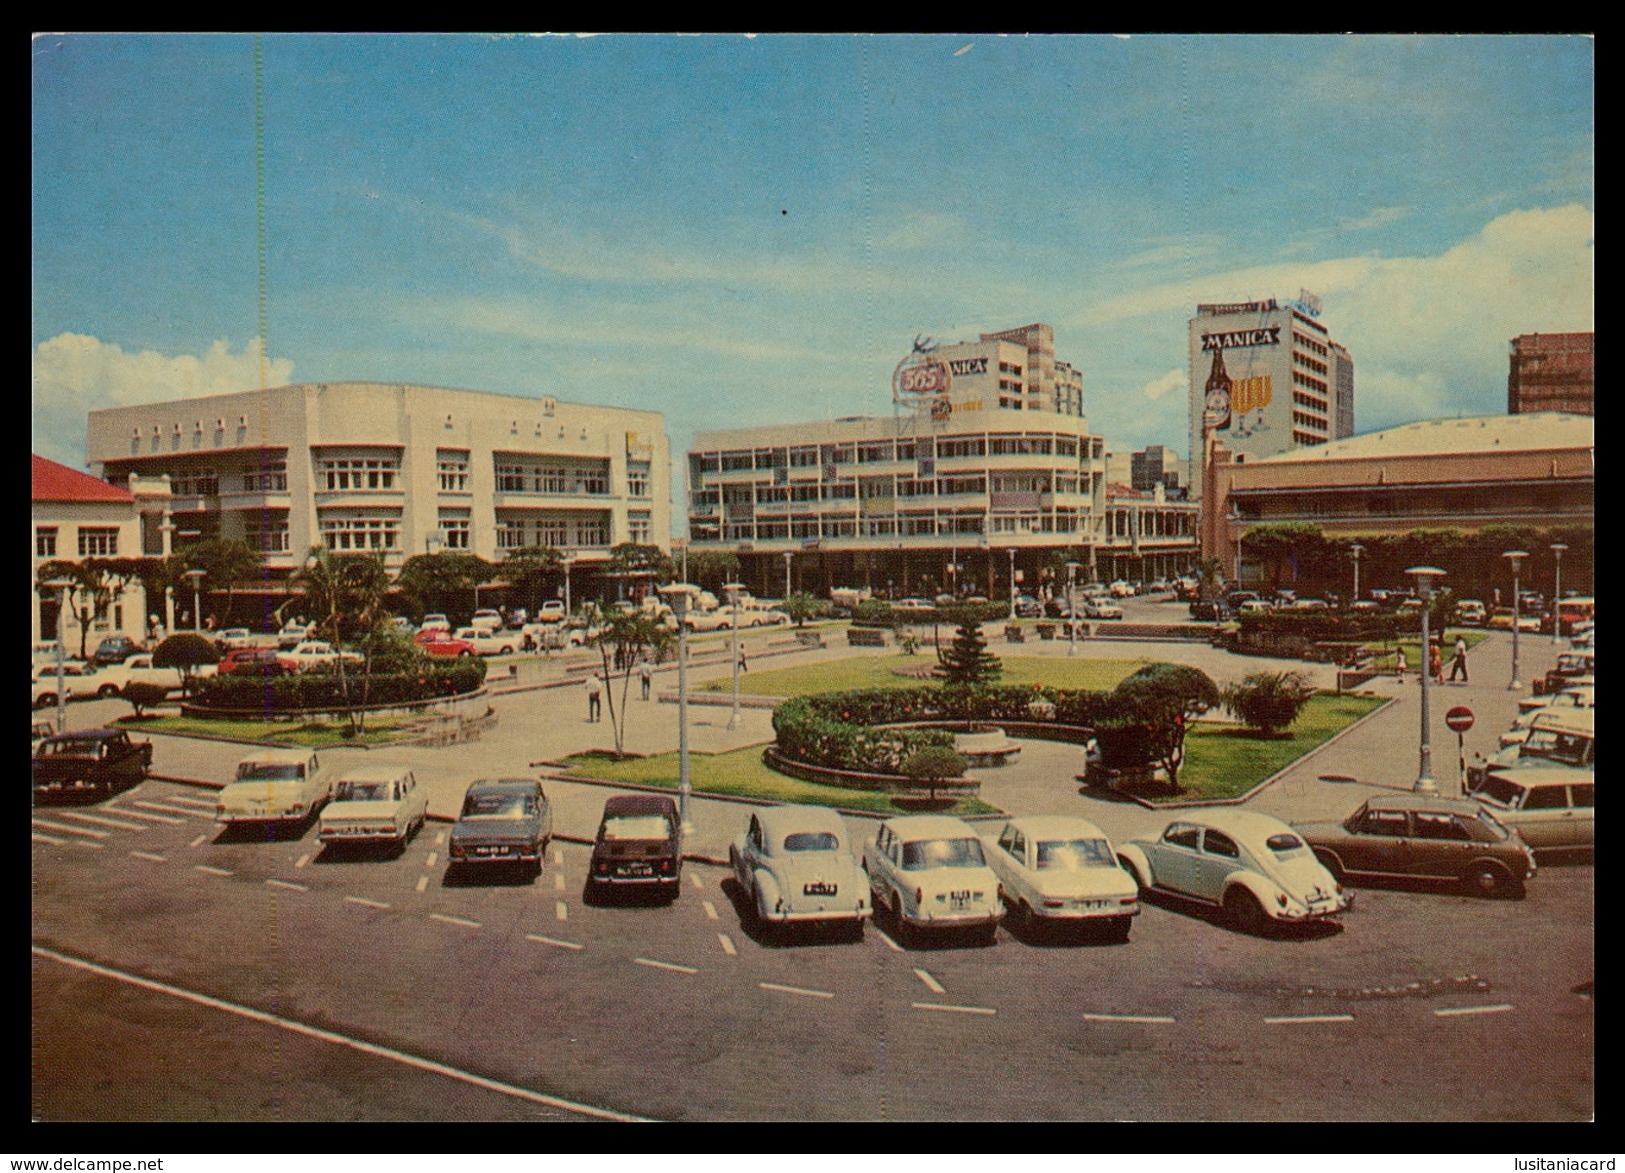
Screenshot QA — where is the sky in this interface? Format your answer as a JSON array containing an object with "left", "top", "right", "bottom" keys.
[{"left": 33, "top": 33, "right": 1594, "bottom": 504}]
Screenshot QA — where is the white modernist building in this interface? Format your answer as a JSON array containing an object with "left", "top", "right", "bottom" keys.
[
  {"left": 86, "top": 381, "right": 672, "bottom": 585},
  {"left": 687, "top": 324, "right": 1108, "bottom": 599}
]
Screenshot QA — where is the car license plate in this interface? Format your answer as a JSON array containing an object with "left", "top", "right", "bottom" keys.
[
  {"left": 475, "top": 845, "right": 508, "bottom": 856},
  {"left": 1074, "top": 899, "right": 1110, "bottom": 911},
  {"left": 803, "top": 882, "right": 837, "bottom": 896},
  {"left": 622, "top": 862, "right": 653, "bottom": 876},
  {"left": 950, "top": 890, "right": 971, "bottom": 909}
]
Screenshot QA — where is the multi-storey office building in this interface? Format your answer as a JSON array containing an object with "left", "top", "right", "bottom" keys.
[
  {"left": 1098, "top": 482, "right": 1200, "bottom": 584},
  {"left": 1129, "top": 444, "right": 1183, "bottom": 494},
  {"left": 32, "top": 454, "right": 158, "bottom": 646},
  {"left": 86, "top": 382, "right": 671, "bottom": 594},
  {"left": 1187, "top": 295, "right": 1354, "bottom": 495},
  {"left": 687, "top": 326, "right": 1106, "bottom": 599},
  {"left": 1508, "top": 332, "right": 1594, "bottom": 416}
]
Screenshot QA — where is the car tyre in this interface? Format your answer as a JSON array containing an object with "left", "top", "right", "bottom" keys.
[
  {"left": 1225, "top": 888, "right": 1269, "bottom": 935},
  {"left": 1105, "top": 916, "right": 1133, "bottom": 943},
  {"left": 36, "top": 693, "right": 57, "bottom": 709},
  {"left": 458, "top": 649, "right": 473, "bottom": 657},
  {"left": 1463, "top": 861, "right": 1521, "bottom": 899}
]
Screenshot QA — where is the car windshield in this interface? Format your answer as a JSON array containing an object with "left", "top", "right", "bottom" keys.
[
  {"left": 462, "top": 794, "right": 535, "bottom": 819},
  {"left": 1519, "top": 730, "right": 1590, "bottom": 766},
  {"left": 1472, "top": 776, "right": 1525, "bottom": 807},
  {"left": 39, "top": 738, "right": 103, "bottom": 757},
  {"left": 1265, "top": 832, "right": 1309, "bottom": 858},
  {"left": 901, "top": 837, "right": 986, "bottom": 870},
  {"left": 783, "top": 831, "right": 840, "bottom": 852},
  {"left": 603, "top": 814, "right": 670, "bottom": 840},
  {"left": 334, "top": 781, "right": 391, "bottom": 802},
  {"left": 236, "top": 762, "right": 304, "bottom": 781},
  {"left": 1035, "top": 838, "right": 1115, "bottom": 869}
]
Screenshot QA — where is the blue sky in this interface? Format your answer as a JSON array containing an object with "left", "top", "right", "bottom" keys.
[{"left": 33, "top": 33, "right": 1593, "bottom": 498}]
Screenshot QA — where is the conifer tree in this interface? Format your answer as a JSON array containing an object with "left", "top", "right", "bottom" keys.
[{"left": 934, "top": 607, "right": 1002, "bottom": 687}]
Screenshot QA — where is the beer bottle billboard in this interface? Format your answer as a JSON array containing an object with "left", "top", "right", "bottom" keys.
[{"left": 1203, "top": 346, "right": 1232, "bottom": 431}]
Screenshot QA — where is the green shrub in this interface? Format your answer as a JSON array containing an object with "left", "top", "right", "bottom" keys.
[
  {"left": 191, "top": 659, "right": 486, "bottom": 712},
  {"left": 1221, "top": 671, "right": 1317, "bottom": 736},
  {"left": 902, "top": 745, "right": 969, "bottom": 802},
  {"left": 122, "top": 681, "right": 172, "bottom": 718}
]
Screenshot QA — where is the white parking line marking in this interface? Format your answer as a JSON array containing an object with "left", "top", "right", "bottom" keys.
[
  {"left": 551, "top": 846, "right": 565, "bottom": 865},
  {"left": 54, "top": 811, "right": 150, "bottom": 832},
  {"left": 1082, "top": 1013, "right": 1176, "bottom": 1024},
  {"left": 415, "top": 875, "right": 429, "bottom": 893},
  {"left": 554, "top": 872, "right": 566, "bottom": 892},
  {"left": 912, "top": 1002, "right": 996, "bottom": 1016},
  {"left": 295, "top": 853, "right": 312, "bottom": 869},
  {"left": 703, "top": 900, "right": 720, "bottom": 921},
  {"left": 266, "top": 878, "right": 307, "bottom": 892},
  {"left": 345, "top": 896, "right": 391, "bottom": 910},
  {"left": 875, "top": 929, "right": 904, "bottom": 953},
  {"left": 194, "top": 865, "right": 233, "bottom": 877},
  {"left": 429, "top": 913, "right": 481, "bottom": 929},
  {"left": 912, "top": 968, "right": 946, "bottom": 994},
  {"left": 130, "top": 801, "right": 200, "bottom": 820},
  {"left": 34, "top": 945, "right": 652, "bottom": 1122},
  {"left": 555, "top": 902, "right": 568, "bottom": 921},
  {"left": 1434, "top": 1003, "right": 1514, "bottom": 1018},
  {"left": 526, "top": 934, "right": 584, "bottom": 951},
  {"left": 101, "top": 807, "right": 184, "bottom": 825},
  {"left": 32, "top": 820, "right": 110, "bottom": 839},
  {"left": 1264, "top": 1014, "right": 1355, "bottom": 1025},
  {"left": 32, "top": 832, "right": 64, "bottom": 845},
  {"left": 163, "top": 795, "right": 218, "bottom": 810},
  {"left": 688, "top": 872, "right": 704, "bottom": 891},
  {"left": 717, "top": 933, "right": 737, "bottom": 956},
  {"left": 130, "top": 850, "right": 168, "bottom": 863},
  {"left": 72, "top": 840, "right": 106, "bottom": 850},
  {"left": 435, "top": 830, "right": 446, "bottom": 846},
  {"left": 759, "top": 982, "right": 833, "bottom": 999},
  {"left": 189, "top": 833, "right": 208, "bottom": 848},
  {"left": 425, "top": 852, "right": 438, "bottom": 867},
  {"left": 635, "top": 958, "right": 698, "bottom": 975}
]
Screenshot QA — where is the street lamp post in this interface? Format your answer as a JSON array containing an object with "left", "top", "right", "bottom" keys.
[
  {"left": 659, "top": 583, "right": 698, "bottom": 831},
  {"left": 183, "top": 569, "right": 207, "bottom": 632},
  {"left": 783, "top": 551, "right": 793, "bottom": 601},
  {"left": 1227, "top": 504, "right": 1243, "bottom": 587},
  {"left": 1504, "top": 550, "right": 1527, "bottom": 690},
  {"left": 1007, "top": 548, "right": 1017, "bottom": 622},
  {"left": 724, "top": 582, "right": 743, "bottom": 731},
  {"left": 562, "top": 553, "right": 576, "bottom": 621},
  {"left": 1348, "top": 542, "right": 1364, "bottom": 606},
  {"left": 1065, "top": 561, "right": 1083, "bottom": 657},
  {"left": 1406, "top": 566, "right": 1445, "bottom": 795},
  {"left": 45, "top": 577, "right": 76, "bottom": 734},
  {"left": 1550, "top": 543, "right": 1568, "bottom": 644}
]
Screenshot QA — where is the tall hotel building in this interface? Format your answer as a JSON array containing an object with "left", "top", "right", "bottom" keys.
[
  {"left": 85, "top": 382, "right": 671, "bottom": 591},
  {"left": 687, "top": 324, "right": 1108, "bottom": 598},
  {"left": 1508, "top": 331, "right": 1594, "bottom": 416},
  {"left": 1187, "top": 295, "right": 1354, "bottom": 496}
]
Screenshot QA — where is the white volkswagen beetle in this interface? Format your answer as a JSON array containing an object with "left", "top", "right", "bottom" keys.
[
  {"left": 982, "top": 815, "right": 1140, "bottom": 940},
  {"left": 1116, "top": 808, "right": 1350, "bottom": 935},
  {"left": 729, "top": 804, "right": 870, "bottom": 937},
  {"left": 862, "top": 815, "right": 1003, "bottom": 945}
]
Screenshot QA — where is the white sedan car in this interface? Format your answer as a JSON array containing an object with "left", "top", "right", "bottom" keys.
[
  {"left": 683, "top": 609, "right": 737, "bottom": 632},
  {"left": 863, "top": 815, "right": 1003, "bottom": 945},
  {"left": 1116, "top": 809, "right": 1350, "bottom": 935},
  {"left": 729, "top": 804, "right": 871, "bottom": 936},
  {"left": 278, "top": 641, "right": 364, "bottom": 672},
  {"left": 216, "top": 748, "right": 330, "bottom": 827},
  {"left": 318, "top": 764, "right": 428, "bottom": 851},
  {"left": 982, "top": 816, "right": 1140, "bottom": 939},
  {"left": 453, "top": 626, "right": 520, "bottom": 656}
]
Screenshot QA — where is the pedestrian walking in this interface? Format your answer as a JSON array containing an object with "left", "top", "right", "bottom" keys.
[
  {"left": 1393, "top": 646, "right": 1407, "bottom": 683},
  {"left": 1449, "top": 635, "right": 1470, "bottom": 683},
  {"left": 738, "top": 647, "right": 748, "bottom": 672},
  {"left": 1429, "top": 639, "right": 1444, "bottom": 685},
  {"left": 585, "top": 674, "right": 602, "bottom": 722},
  {"left": 639, "top": 657, "right": 652, "bottom": 700}
]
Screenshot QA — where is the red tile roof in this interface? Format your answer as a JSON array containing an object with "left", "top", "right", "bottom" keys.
[{"left": 32, "top": 454, "right": 132, "bottom": 504}]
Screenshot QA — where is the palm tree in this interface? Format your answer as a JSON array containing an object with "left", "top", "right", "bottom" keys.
[{"left": 292, "top": 546, "right": 391, "bottom": 733}]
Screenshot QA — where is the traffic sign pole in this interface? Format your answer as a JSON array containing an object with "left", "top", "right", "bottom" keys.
[{"left": 1445, "top": 706, "right": 1475, "bottom": 797}]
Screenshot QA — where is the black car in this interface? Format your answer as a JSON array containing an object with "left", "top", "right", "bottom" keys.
[
  {"left": 588, "top": 793, "right": 682, "bottom": 901},
  {"left": 93, "top": 635, "right": 142, "bottom": 665},
  {"left": 448, "top": 778, "right": 553, "bottom": 877},
  {"left": 33, "top": 728, "right": 153, "bottom": 803}
]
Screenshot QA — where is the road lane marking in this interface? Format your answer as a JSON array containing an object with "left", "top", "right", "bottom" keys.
[
  {"left": 162, "top": 795, "right": 218, "bottom": 810},
  {"left": 554, "top": 872, "right": 566, "bottom": 892},
  {"left": 345, "top": 896, "right": 391, "bottom": 910},
  {"left": 53, "top": 811, "right": 151, "bottom": 832},
  {"left": 913, "top": 968, "right": 946, "bottom": 994},
  {"left": 912, "top": 1002, "right": 996, "bottom": 1016},
  {"left": 702, "top": 900, "right": 720, "bottom": 921},
  {"left": 32, "top": 832, "right": 64, "bottom": 845},
  {"left": 189, "top": 833, "right": 208, "bottom": 848},
  {"left": 688, "top": 872, "right": 704, "bottom": 891},
  {"left": 429, "top": 913, "right": 481, "bottom": 929},
  {"left": 33, "top": 945, "right": 653, "bottom": 1122},
  {"left": 194, "top": 865, "right": 233, "bottom": 877},
  {"left": 717, "top": 933, "right": 737, "bottom": 956},
  {"left": 555, "top": 902, "right": 568, "bottom": 921},
  {"left": 425, "top": 852, "right": 438, "bottom": 867},
  {"left": 130, "top": 801, "right": 201, "bottom": 820},
  {"left": 130, "top": 850, "right": 169, "bottom": 863},
  {"left": 551, "top": 846, "right": 565, "bottom": 865},
  {"left": 32, "top": 820, "right": 110, "bottom": 839},
  {"left": 266, "top": 878, "right": 307, "bottom": 892},
  {"left": 875, "top": 929, "right": 904, "bottom": 953},
  {"left": 1264, "top": 1014, "right": 1355, "bottom": 1025},
  {"left": 435, "top": 830, "right": 446, "bottom": 845},
  {"left": 759, "top": 982, "right": 833, "bottom": 999},
  {"left": 635, "top": 958, "right": 698, "bottom": 975},
  {"left": 103, "top": 806, "right": 185, "bottom": 825},
  {"left": 415, "top": 875, "right": 429, "bottom": 893},
  {"left": 1434, "top": 1004, "right": 1514, "bottom": 1017},
  {"left": 1082, "top": 1013, "right": 1176, "bottom": 1024},
  {"left": 295, "top": 854, "right": 312, "bottom": 869},
  {"left": 526, "top": 934, "right": 584, "bottom": 951}
]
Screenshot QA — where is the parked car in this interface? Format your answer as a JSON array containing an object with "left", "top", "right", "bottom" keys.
[
  {"left": 536, "top": 601, "right": 567, "bottom": 624},
  {"left": 1294, "top": 795, "right": 1536, "bottom": 897},
  {"left": 1013, "top": 595, "right": 1044, "bottom": 618},
  {"left": 1109, "top": 580, "right": 1136, "bottom": 598},
  {"left": 418, "top": 613, "right": 452, "bottom": 635},
  {"left": 891, "top": 598, "right": 937, "bottom": 615},
  {"left": 1454, "top": 600, "right": 1488, "bottom": 627},
  {"left": 44, "top": 659, "right": 126, "bottom": 699},
  {"left": 1488, "top": 607, "right": 1541, "bottom": 633},
  {"left": 219, "top": 648, "right": 290, "bottom": 677},
  {"left": 276, "top": 620, "right": 314, "bottom": 648},
  {"left": 213, "top": 627, "right": 257, "bottom": 652},
  {"left": 738, "top": 603, "right": 791, "bottom": 627},
  {"left": 122, "top": 652, "right": 213, "bottom": 694},
  {"left": 683, "top": 608, "right": 737, "bottom": 632},
  {"left": 318, "top": 763, "right": 428, "bottom": 851},
  {"left": 469, "top": 609, "right": 505, "bottom": 632},
  {"left": 1116, "top": 810, "right": 1350, "bottom": 934},
  {"left": 448, "top": 778, "right": 553, "bottom": 876},
  {"left": 278, "top": 641, "right": 364, "bottom": 673},
  {"left": 1476, "top": 709, "right": 1595, "bottom": 784},
  {"left": 32, "top": 719, "right": 55, "bottom": 745},
  {"left": 982, "top": 816, "right": 1139, "bottom": 939},
  {"left": 415, "top": 629, "right": 477, "bottom": 657},
  {"left": 216, "top": 748, "right": 330, "bottom": 828},
  {"left": 588, "top": 794, "right": 683, "bottom": 900},
  {"left": 728, "top": 804, "right": 871, "bottom": 935},
  {"left": 93, "top": 635, "right": 143, "bottom": 665},
  {"left": 1536, "top": 651, "right": 1596, "bottom": 695},
  {"left": 862, "top": 815, "right": 1003, "bottom": 945},
  {"left": 1504, "top": 685, "right": 1595, "bottom": 747},
  {"left": 32, "top": 670, "right": 83, "bottom": 709},
  {"left": 1084, "top": 599, "right": 1124, "bottom": 620},
  {"left": 32, "top": 728, "right": 153, "bottom": 803},
  {"left": 1468, "top": 767, "right": 1594, "bottom": 854},
  {"left": 453, "top": 626, "right": 519, "bottom": 656}
]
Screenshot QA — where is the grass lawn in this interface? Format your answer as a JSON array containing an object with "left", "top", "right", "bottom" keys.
[
  {"left": 560, "top": 747, "right": 1001, "bottom": 817},
  {"left": 1142, "top": 692, "right": 1388, "bottom": 804},
  {"left": 697, "top": 654, "right": 1150, "bottom": 697},
  {"left": 116, "top": 713, "right": 414, "bottom": 748}
]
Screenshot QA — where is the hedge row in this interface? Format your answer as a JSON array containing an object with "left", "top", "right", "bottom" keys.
[
  {"left": 849, "top": 600, "right": 1009, "bottom": 628},
  {"left": 1235, "top": 612, "right": 1404, "bottom": 641},
  {"left": 190, "top": 660, "right": 487, "bottom": 712}
]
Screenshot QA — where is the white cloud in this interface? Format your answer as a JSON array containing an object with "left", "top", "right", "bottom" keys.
[
  {"left": 32, "top": 334, "right": 294, "bottom": 468},
  {"left": 1140, "top": 369, "right": 1184, "bottom": 402}
]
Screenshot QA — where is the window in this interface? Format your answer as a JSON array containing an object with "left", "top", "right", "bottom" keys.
[
  {"left": 78, "top": 527, "right": 119, "bottom": 556},
  {"left": 496, "top": 524, "right": 528, "bottom": 551},
  {"left": 247, "top": 521, "right": 290, "bottom": 553},
  {"left": 627, "top": 462, "right": 651, "bottom": 498},
  {"left": 1413, "top": 811, "right": 1471, "bottom": 841},
  {"left": 318, "top": 515, "right": 400, "bottom": 552},
  {"left": 319, "top": 457, "right": 399, "bottom": 491},
  {"left": 1163, "top": 825, "right": 1201, "bottom": 850},
  {"left": 439, "top": 510, "right": 471, "bottom": 550},
  {"left": 1570, "top": 784, "right": 1594, "bottom": 809},
  {"left": 627, "top": 511, "right": 652, "bottom": 544},
  {"left": 437, "top": 452, "right": 469, "bottom": 493},
  {"left": 171, "top": 472, "right": 221, "bottom": 497},
  {"left": 35, "top": 527, "right": 57, "bottom": 557},
  {"left": 1521, "top": 785, "right": 1568, "bottom": 811},
  {"left": 496, "top": 464, "right": 527, "bottom": 492},
  {"left": 241, "top": 461, "right": 288, "bottom": 492},
  {"left": 1201, "top": 830, "right": 1240, "bottom": 858}
]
